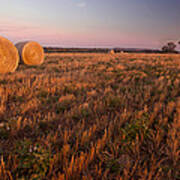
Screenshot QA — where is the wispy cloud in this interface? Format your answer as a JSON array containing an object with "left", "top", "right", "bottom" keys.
[
  {"left": 0, "top": 18, "right": 65, "bottom": 44},
  {"left": 76, "top": 1, "right": 86, "bottom": 8}
]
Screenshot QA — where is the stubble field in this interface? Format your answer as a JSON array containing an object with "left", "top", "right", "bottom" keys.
[{"left": 0, "top": 53, "right": 180, "bottom": 179}]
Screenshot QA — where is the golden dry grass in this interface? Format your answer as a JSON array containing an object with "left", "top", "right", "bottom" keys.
[
  {"left": 0, "top": 36, "right": 19, "bottom": 73},
  {"left": 0, "top": 52, "right": 180, "bottom": 179}
]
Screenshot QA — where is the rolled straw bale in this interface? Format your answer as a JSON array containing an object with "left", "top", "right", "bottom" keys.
[
  {"left": 16, "top": 41, "right": 44, "bottom": 65},
  {"left": 110, "top": 49, "right": 115, "bottom": 54},
  {"left": 0, "top": 36, "right": 19, "bottom": 73}
]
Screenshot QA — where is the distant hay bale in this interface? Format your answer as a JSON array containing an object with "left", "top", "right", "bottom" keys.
[
  {"left": 0, "top": 36, "right": 19, "bottom": 74},
  {"left": 110, "top": 49, "right": 115, "bottom": 54},
  {"left": 16, "top": 41, "right": 44, "bottom": 65}
]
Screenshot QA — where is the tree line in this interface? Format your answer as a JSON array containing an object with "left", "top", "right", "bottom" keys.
[{"left": 162, "top": 41, "right": 180, "bottom": 53}]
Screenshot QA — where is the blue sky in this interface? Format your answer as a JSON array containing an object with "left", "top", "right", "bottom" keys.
[{"left": 0, "top": 0, "right": 180, "bottom": 49}]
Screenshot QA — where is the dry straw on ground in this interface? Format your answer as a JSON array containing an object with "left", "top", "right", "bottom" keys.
[
  {"left": 0, "top": 53, "right": 180, "bottom": 179},
  {"left": 16, "top": 41, "right": 44, "bottom": 65},
  {"left": 0, "top": 36, "right": 19, "bottom": 73}
]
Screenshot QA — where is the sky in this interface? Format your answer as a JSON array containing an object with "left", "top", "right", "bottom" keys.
[{"left": 0, "top": 0, "right": 180, "bottom": 49}]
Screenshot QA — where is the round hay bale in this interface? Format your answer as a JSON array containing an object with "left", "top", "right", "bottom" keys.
[
  {"left": 16, "top": 41, "right": 44, "bottom": 65},
  {"left": 110, "top": 49, "right": 115, "bottom": 54},
  {"left": 0, "top": 36, "right": 19, "bottom": 74}
]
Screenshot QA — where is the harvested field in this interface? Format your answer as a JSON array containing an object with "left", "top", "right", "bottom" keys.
[{"left": 0, "top": 53, "right": 180, "bottom": 179}]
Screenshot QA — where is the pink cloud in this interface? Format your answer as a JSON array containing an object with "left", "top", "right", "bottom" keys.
[
  {"left": 0, "top": 17, "right": 162, "bottom": 48},
  {"left": 0, "top": 18, "right": 66, "bottom": 45}
]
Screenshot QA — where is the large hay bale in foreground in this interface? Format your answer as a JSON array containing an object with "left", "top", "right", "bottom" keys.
[
  {"left": 0, "top": 36, "right": 19, "bottom": 73},
  {"left": 16, "top": 41, "right": 44, "bottom": 65}
]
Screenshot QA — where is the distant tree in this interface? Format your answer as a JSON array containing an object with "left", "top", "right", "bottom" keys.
[{"left": 162, "top": 42, "right": 177, "bottom": 53}]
